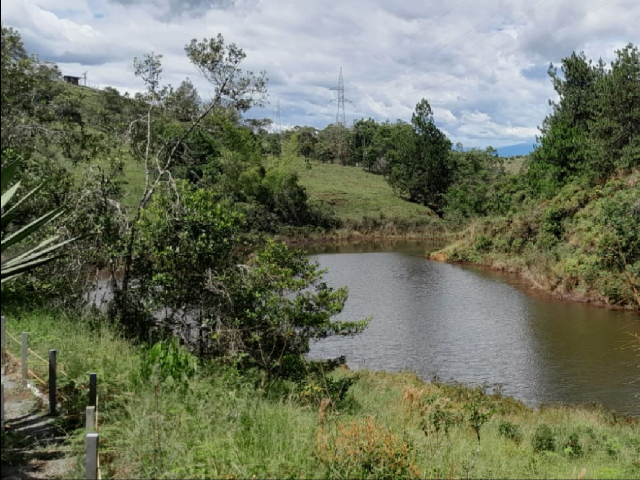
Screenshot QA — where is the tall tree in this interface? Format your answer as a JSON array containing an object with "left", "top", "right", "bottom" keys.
[
  {"left": 528, "top": 44, "right": 639, "bottom": 195},
  {"left": 387, "top": 99, "right": 453, "bottom": 214}
]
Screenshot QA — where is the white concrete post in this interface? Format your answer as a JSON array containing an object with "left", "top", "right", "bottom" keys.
[
  {"left": 86, "top": 406, "right": 96, "bottom": 432},
  {"left": 86, "top": 432, "right": 99, "bottom": 480}
]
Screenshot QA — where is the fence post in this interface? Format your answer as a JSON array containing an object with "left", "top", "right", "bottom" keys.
[
  {"left": 49, "top": 350, "right": 57, "bottom": 416},
  {"left": 85, "top": 406, "right": 96, "bottom": 432},
  {"left": 85, "top": 432, "right": 99, "bottom": 480},
  {"left": 1, "top": 316, "right": 6, "bottom": 365},
  {"left": 1, "top": 384, "right": 4, "bottom": 431},
  {"left": 21, "top": 332, "right": 28, "bottom": 386},
  {"left": 89, "top": 373, "right": 97, "bottom": 408}
]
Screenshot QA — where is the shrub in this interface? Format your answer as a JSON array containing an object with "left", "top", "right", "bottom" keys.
[
  {"left": 532, "top": 424, "right": 556, "bottom": 453},
  {"left": 474, "top": 234, "right": 493, "bottom": 253},
  {"left": 561, "top": 433, "right": 583, "bottom": 457},
  {"left": 498, "top": 421, "right": 523, "bottom": 444},
  {"left": 317, "top": 417, "right": 420, "bottom": 479},
  {"left": 419, "top": 397, "right": 462, "bottom": 436},
  {"left": 140, "top": 339, "right": 198, "bottom": 388}
]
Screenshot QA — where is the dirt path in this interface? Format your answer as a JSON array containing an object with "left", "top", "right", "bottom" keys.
[{"left": 1, "top": 361, "right": 72, "bottom": 480}]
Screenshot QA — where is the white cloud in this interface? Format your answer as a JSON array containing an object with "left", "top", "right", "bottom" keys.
[{"left": 2, "top": 0, "right": 638, "bottom": 148}]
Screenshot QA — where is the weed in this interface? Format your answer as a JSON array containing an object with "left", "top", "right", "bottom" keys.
[
  {"left": 316, "top": 417, "right": 420, "bottom": 479},
  {"left": 533, "top": 424, "right": 556, "bottom": 453},
  {"left": 498, "top": 421, "right": 523, "bottom": 444},
  {"left": 562, "top": 433, "right": 583, "bottom": 457}
]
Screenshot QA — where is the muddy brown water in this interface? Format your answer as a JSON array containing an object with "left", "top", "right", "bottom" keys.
[{"left": 304, "top": 240, "right": 640, "bottom": 416}]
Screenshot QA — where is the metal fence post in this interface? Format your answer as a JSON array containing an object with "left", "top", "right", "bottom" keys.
[
  {"left": 49, "top": 350, "right": 57, "bottom": 416},
  {"left": 89, "top": 373, "right": 97, "bottom": 408},
  {"left": 1, "top": 316, "right": 6, "bottom": 365},
  {"left": 21, "top": 332, "right": 28, "bottom": 386}
]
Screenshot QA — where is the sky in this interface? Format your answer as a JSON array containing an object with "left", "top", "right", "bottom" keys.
[{"left": 2, "top": 0, "right": 638, "bottom": 149}]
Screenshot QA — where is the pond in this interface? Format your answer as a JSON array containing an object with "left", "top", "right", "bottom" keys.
[{"left": 305, "top": 240, "right": 640, "bottom": 416}]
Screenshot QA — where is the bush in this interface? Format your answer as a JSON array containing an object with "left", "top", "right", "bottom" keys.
[
  {"left": 532, "top": 424, "right": 556, "bottom": 453},
  {"left": 498, "top": 421, "right": 522, "bottom": 444},
  {"left": 317, "top": 417, "right": 420, "bottom": 480},
  {"left": 562, "top": 433, "right": 583, "bottom": 457},
  {"left": 140, "top": 339, "right": 198, "bottom": 389}
]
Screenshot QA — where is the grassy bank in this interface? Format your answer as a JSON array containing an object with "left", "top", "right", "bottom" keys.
[
  {"left": 432, "top": 171, "right": 640, "bottom": 311},
  {"left": 277, "top": 157, "right": 437, "bottom": 223},
  {"left": 2, "top": 308, "right": 639, "bottom": 479}
]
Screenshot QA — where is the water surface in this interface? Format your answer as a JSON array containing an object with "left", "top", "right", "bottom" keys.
[{"left": 306, "top": 241, "right": 640, "bottom": 415}]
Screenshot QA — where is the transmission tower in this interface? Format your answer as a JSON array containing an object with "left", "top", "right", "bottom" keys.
[{"left": 330, "top": 67, "right": 351, "bottom": 126}]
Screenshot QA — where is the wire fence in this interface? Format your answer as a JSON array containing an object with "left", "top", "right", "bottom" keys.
[{"left": 1, "top": 316, "right": 102, "bottom": 479}]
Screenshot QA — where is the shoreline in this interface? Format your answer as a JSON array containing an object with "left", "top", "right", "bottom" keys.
[
  {"left": 276, "top": 228, "right": 458, "bottom": 247},
  {"left": 430, "top": 251, "right": 640, "bottom": 313},
  {"left": 280, "top": 232, "right": 638, "bottom": 312}
]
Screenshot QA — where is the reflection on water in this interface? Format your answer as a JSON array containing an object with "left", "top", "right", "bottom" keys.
[{"left": 306, "top": 241, "right": 640, "bottom": 415}]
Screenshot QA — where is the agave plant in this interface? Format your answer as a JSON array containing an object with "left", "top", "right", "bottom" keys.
[{"left": 1, "top": 160, "right": 75, "bottom": 284}]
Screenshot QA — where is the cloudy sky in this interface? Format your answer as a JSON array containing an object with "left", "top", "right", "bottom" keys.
[{"left": 2, "top": 0, "right": 638, "bottom": 148}]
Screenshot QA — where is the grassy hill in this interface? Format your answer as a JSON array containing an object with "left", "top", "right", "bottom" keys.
[{"left": 277, "top": 157, "right": 437, "bottom": 223}]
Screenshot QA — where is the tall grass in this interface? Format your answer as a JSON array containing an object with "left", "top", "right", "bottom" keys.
[{"left": 3, "top": 309, "right": 639, "bottom": 479}]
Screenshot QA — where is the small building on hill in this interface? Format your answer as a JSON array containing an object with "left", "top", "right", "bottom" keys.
[{"left": 63, "top": 75, "right": 81, "bottom": 86}]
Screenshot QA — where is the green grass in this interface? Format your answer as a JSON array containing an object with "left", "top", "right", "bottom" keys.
[
  {"left": 433, "top": 170, "right": 640, "bottom": 310},
  {"left": 504, "top": 156, "right": 527, "bottom": 175},
  {"left": 3, "top": 308, "right": 639, "bottom": 479},
  {"left": 274, "top": 157, "right": 436, "bottom": 223}
]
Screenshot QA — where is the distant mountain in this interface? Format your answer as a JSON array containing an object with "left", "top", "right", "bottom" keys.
[{"left": 496, "top": 143, "right": 536, "bottom": 157}]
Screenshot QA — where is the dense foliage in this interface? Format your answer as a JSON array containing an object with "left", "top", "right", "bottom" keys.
[
  {"left": 0, "top": 24, "right": 362, "bottom": 375},
  {"left": 527, "top": 44, "right": 640, "bottom": 195},
  {"left": 432, "top": 45, "right": 639, "bottom": 309}
]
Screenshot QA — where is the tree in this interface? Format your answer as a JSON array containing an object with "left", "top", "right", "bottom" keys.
[
  {"left": 1, "top": 24, "right": 64, "bottom": 154},
  {"left": 184, "top": 34, "right": 267, "bottom": 113},
  {"left": 295, "top": 126, "right": 318, "bottom": 160},
  {"left": 387, "top": 99, "right": 453, "bottom": 214},
  {"left": 444, "top": 147, "right": 506, "bottom": 219},
  {"left": 353, "top": 118, "right": 379, "bottom": 171},
  {"left": 588, "top": 44, "right": 640, "bottom": 173},
  {"left": 527, "top": 44, "right": 639, "bottom": 196},
  {"left": 131, "top": 182, "right": 365, "bottom": 373},
  {"left": 316, "top": 123, "right": 354, "bottom": 165},
  {"left": 166, "top": 78, "right": 201, "bottom": 122}
]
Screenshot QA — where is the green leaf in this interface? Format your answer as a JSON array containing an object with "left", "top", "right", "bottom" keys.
[
  {"left": 1, "top": 254, "right": 65, "bottom": 284},
  {"left": 1, "top": 181, "right": 21, "bottom": 210},
  {"left": 1, "top": 160, "right": 20, "bottom": 192},
  {"left": 3, "top": 236, "right": 77, "bottom": 268},
  {"left": 1, "top": 184, "right": 43, "bottom": 229},
  {"left": 1, "top": 207, "right": 65, "bottom": 254}
]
